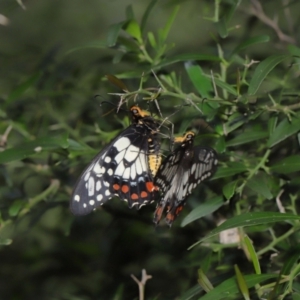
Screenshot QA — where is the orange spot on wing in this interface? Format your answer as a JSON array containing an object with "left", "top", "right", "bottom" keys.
[
  {"left": 146, "top": 182, "right": 155, "bottom": 192},
  {"left": 121, "top": 185, "right": 129, "bottom": 193},
  {"left": 131, "top": 193, "right": 139, "bottom": 200},
  {"left": 113, "top": 184, "right": 120, "bottom": 190},
  {"left": 141, "top": 191, "right": 148, "bottom": 198}
]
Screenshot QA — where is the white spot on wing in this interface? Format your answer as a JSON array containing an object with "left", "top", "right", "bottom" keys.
[
  {"left": 107, "top": 168, "right": 113, "bottom": 176},
  {"left": 104, "top": 181, "right": 110, "bottom": 187},
  {"left": 104, "top": 156, "right": 111, "bottom": 163},
  {"left": 83, "top": 203, "right": 87, "bottom": 208},
  {"left": 105, "top": 190, "right": 111, "bottom": 196},
  {"left": 114, "top": 149, "right": 125, "bottom": 164},
  {"left": 130, "top": 165, "right": 136, "bottom": 180},
  {"left": 124, "top": 145, "right": 139, "bottom": 162},
  {"left": 93, "top": 163, "right": 101, "bottom": 173},
  {"left": 89, "top": 200, "right": 95, "bottom": 205},
  {"left": 74, "top": 195, "right": 80, "bottom": 202},
  {"left": 96, "top": 180, "right": 101, "bottom": 191},
  {"left": 114, "top": 137, "right": 131, "bottom": 151},
  {"left": 88, "top": 177, "right": 95, "bottom": 196},
  {"left": 115, "top": 161, "right": 125, "bottom": 176},
  {"left": 136, "top": 156, "right": 142, "bottom": 175},
  {"left": 97, "top": 194, "right": 103, "bottom": 201},
  {"left": 84, "top": 172, "right": 91, "bottom": 181}
]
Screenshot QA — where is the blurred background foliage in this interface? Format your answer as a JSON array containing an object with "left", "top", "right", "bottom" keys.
[{"left": 1, "top": 0, "right": 300, "bottom": 299}]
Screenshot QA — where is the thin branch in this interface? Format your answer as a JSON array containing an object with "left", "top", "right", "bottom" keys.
[
  {"left": 131, "top": 269, "right": 152, "bottom": 300},
  {"left": 249, "top": 0, "right": 295, "bottom": 44}
]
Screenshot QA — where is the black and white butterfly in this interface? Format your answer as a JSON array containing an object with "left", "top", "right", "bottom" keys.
[
  {"left": 70, "top": 106, "right": 162, "bottom": 216},
  {"left": 154, "top": 131, "right": 218, "bottom": 226}
]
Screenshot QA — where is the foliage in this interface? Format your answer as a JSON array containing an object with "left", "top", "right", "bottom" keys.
[{"left": 1, "top": 0, "right": 300, "bottom": 299}]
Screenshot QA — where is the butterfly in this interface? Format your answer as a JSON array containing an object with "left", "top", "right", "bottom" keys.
[
  {"left": 154, "top": 131, "right": 218, "bottom": 226},
  {"left": 70, "top": 106, "right": 162, "bottom": 216}
]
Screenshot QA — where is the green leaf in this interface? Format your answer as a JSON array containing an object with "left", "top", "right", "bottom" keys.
[
  {"left": 226, "top": 131, "right": 268, "bottom": 147},
  {"left": 185, "top": 63, "right": 213, "bottom": 98},
  {"left": 106, "top": 21, "right": 128, "bottom": 47},
  {"left": 147, "top": 31, "right": 157, "bottom": 48},
  {"left": 198, "top": 274, "right": 277, "bottom": 300},
  {"left": 270, "top": 155, "right": 300, "bottom": 174},
  {"left": 0, "top": 135, "right": 69, "bottom": 163},
  {"left": 232, "top": 35, "right": 270, "bottom": 55},
  {"left": 247, "top": 174, "right": 273, "bottom": 200},
  {"left": 223, "top": 181, "right": 238, "bottom": 200},
  {"left": 243, "top": 235, "right": 261, "bottom": 274},
  {"left": 124, "top": 19, "right": 142, "bottom": 42},
  {"left": 141, "top": 0, "right": 158, "bottom": 33},
  {"left": 234, "top": 265, "right": 250, "bottom": 300},
  {"left": 268, "top": 117, "right": 300, "bottom": 147},
  {"left": 181, "top": 196, "right": 224, "bottom": 227},
  {"left": 212, "top": 76, "right": 238, "bottom": 96},
  {"left": 248, "top": 55, "right": 290, "bottom": 95},
  {"left": 216, "top": 17, "right": 228, "bottom": 38},
  {"left": 213, "top": 162, "right": 248, "bottom": 180},
  {"left": 9, "top": 200, "right": 26, "bottom": 217},
  {"left": 6, "top": 72, "right": 41, "bottom": 104},
  {"left": 0, "top": 238, "right": 13, "bottom": 246},
  {"left": 159, "top": 5, "right": 179, "bottom": 43},
  {"left": 154, "top": 53, "right": 221, "bottom": 69},
  {"left": 192, "top": 212, "right": 300, "bottom": 245},
  {"left": 105, "top": 74, "right": 129, "bottom": 91},
  {"left": 66, "top": 40, "right": 107, "bottom": 54}
]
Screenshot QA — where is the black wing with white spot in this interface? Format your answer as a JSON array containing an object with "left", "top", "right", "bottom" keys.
[
  {"left": 154, "top": 132, "right": 218, "bottom": 226},
  {"left": 70, "top": 107, "right": 161, "bottom": 216}
]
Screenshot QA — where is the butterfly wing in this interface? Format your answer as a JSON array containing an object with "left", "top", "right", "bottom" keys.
[
  {"left": 154, "top": 145, "right": 218, "bottom": 226},
  {"left": 71, "top": 123, "right": 160, "bottom": 216}
]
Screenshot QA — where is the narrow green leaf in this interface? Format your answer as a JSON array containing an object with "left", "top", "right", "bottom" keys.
[
  {"left": 66, "top": 40, "right": 106, "bottom": 54},
  {"left": 106, "top": 21, "right": 128, "bottom": 47},
  {"left": 124, "top": 19, "right": 142, "bottom": 42},
  {"left": 248, "top": 55, "right": 290, "bottom": 95},
  {"left": 232, "top": 35, "right": 270, "bottom": 55},
  {"left": 106, "top": 74, "right": 129, "bottom": 91},
  {"left": 223, "top": 181, "right": 238, "bottom": 200},
  {"left": 154, "top": 54, "right": 221, "bottom": 69},
  {"left": 185, "top": 63, "right": 213, "bottom": 98},
  {"left": 7, "top": 72, "right": 41, "bottom": 104},
  {"left": 198, "top": 269, "right": 214, "bottom": 292},
  {"left": 216, "top": 17, "right": 228, "bottom": 38},
  {"left": 234, "top": 265, "right": 250, "bottom": 300},
  {"left": 159, "top": 5, "right": 179, "bottom": 43},
  {"left": 141, "top": 0, "right": 158, "bottom": 33},
  {"left": 268, "top": 117, "right": 300, "bottom": 147},
  {"left": 213, "top": 162, "right": 248, "bottom": 180},
  {"left": 270, "top": 155, "right": 300, "bottom": 174},
  {"left": 198, "top": 274, "right": 277, "bottom": 300},
  {"left": 193, "top": 212, "right": 300, "bottom": 245},
  {"left": 0, "top": 135, "right": 69, "bottom": 163},
  {"left": 243, "top": 235, "right": 261, "bottom": 274},
  {"left": 9, "top": 200, "right": 26, "bottom": 217},
  {"left": 181, "top": 196, "right": 223, "bottom": 227},
  {"left": 0, "top": 239, "right": 13, "bottom": 245},
  {"left": 147, "top": 31, "right": 157, "bottom": 49},
  {"left": 212, "top": 77, "right": 238, "bottom": 96},
  {"left": 226, "top": 131, "right": 268, "bottom": 147}
]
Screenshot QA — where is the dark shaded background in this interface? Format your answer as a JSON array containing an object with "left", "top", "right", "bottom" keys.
[{"left": 1, "top": 0, "right": 300, "bottom": 299}]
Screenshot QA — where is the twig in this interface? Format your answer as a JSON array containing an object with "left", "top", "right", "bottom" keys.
[
  {"left": 276, "top": 189, "right": 285, "bottom": 213},
  {"left": 250, "top": 0, "right": 295, "bottom": 44},
  {"left": 131, "top": 269, "right": 152, "bottom": 300}
]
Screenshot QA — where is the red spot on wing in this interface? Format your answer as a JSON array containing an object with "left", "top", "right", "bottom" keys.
[
  {"left": 121, "top": 185, "right": 129, "bottom": 193},
  {"left": 113, "top": 184, "right": 120, "bottom": 190},
  {"left": 131, "top": 193, "right": 139, "bottom": 200},
  {"left": 141, "top": 191, "right": 148, "bottom": 198},
  {"left": 146, "top": 182, "right": 155, "bottom": 192}
]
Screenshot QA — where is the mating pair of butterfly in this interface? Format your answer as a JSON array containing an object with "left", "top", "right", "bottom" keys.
[{"left": 70, "top": 106, "right": 218, "bottom": 226}]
